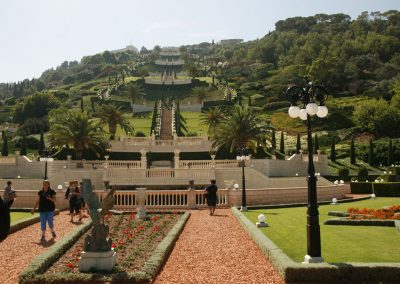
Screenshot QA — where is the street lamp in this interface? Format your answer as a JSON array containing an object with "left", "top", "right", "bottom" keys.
[
  {"left": 236, "top": 148, "right": 251, "bottom": 212},
  {"left": 40, "top": 150, "right": 53, "bottom": 180},
  {"left": 285, "top": 77, "right": 329, "bottom": 264}
]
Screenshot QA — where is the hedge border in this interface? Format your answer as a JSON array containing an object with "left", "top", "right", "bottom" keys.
[
  {"left": 324, "top": 217, "right": 396, "bottom": 227},
  {"left": 231, "top": 207, "right": 400, "bottom": 283},
  {"left": 19, "top": 211, "right": 190, "bottom": 283},
  {"left": 10, "top": 210, "right": 60, "bottom": 234}
]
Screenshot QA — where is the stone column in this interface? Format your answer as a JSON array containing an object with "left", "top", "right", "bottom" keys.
[
  {"left": 174, "top": 149, "right": 180, "bottom": 169},
  {"left": 104, "top": 155, "right": 109, "bottom": 169},
  {"left": 136, "top": 187, "right": 148, "bottom": 220},
  {"left": 188, "top": 180, "right": 197, "bottom": 209},
  {"left": 140, "top": 149, "right": 147, "bottom": 169}
]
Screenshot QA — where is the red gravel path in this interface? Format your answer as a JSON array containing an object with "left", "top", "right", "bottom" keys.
[
  {"left": 0, "top": 212, "right": 88, "bottom": 284},
  {"left": 154, "top": 209, "right": 284, "bottom": 284}
]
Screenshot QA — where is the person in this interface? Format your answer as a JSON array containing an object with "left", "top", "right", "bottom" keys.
[
  {"left": 3, "top": 181, "right": 17, "bottom": 207},
  {"left": 205, "top": 179, "right": 218, "bottom": 216},
  {"left": 31, "top": 180, "right": 57, "bottom": 242},
  {"left": 0, "top": 196, "right": 11, "bottom": 242},
  {"left": 79, "top": 182, "right": 86, "bottom": 214},
  {"left": 69, "top": 181, "right": 83, "bottom": 222}
]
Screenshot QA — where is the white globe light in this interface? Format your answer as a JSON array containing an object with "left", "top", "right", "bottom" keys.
[
  {"left": 233, "top": 183, "right": 239, "bottom": 189},
  {"left": 299, "top": 109, "right": 308, "bottom": 120},
  {"left": 258, "top": 214, "right": 266, "bottom": 223},
  {"left": 316, "top": 106, "right": 328, "bottom": 118},
  {"left": 306, "top": 103, "right": 318, "bottom": 116},
  {"left": 288, "top": 106, "right": 300, "bottom": 118}
]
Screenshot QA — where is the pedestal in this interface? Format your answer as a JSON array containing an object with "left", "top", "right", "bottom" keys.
[
  {"left": 256, "top": 222, "right": 268, "bottom": 227},
  {"left": 136, "top": 206, "right": 148, "bottom": 220},
  {"left": 302, "top": 255, "right": 324, "bottom": 264},
  {"left": 79, "top": 250, "right": 116, "bottom": 272}
]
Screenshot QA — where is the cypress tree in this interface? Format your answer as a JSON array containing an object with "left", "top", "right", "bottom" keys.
[
  {"left": 296, "top": 133, "right": 301, "bottom": 154},
  {"left": 368, "top": 138, "right": 374, "bottom": 165},
  {"left": 271, "top": 129, "right": 276, "bottom": 150},
  {"left": 21, "top": 134, "right": 27, "bottom": 156},
  {"left": 314, "top": 134, "right": 319, "bottom": 154},
  {"left": 279, "top": 132, "right": 285, "bottom": 155},
  {"left": 38, "top": 131, "right": 45, "bottom": 156},
  {"left": 350, "top": 137, "right": 356, "bottom": 164},
  {"left": 330, "top": 137, "right": 336, "bottom": 162},
  {"left": 388, "top": 139, "right": 393, "bottom": 166},
  {"left": 2, "top": 131, "right": 8, "bottom": 156},
  {"left": 91, "top": 97, "right": 95, "bottom": 112}
]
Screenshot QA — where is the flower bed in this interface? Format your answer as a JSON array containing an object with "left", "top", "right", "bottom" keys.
[
  {"left": 45, "top": 212, "right": 181, "bottom": 275},
  {"left": 347, "top": 205, "right": 400, "bottom": 220}
]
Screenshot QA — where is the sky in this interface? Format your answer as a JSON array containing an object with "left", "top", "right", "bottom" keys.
[{"left": 0, "top": 0, "right": 399, "bottom": 82}]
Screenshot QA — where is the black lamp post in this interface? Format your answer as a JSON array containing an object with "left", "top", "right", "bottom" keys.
[
  {"left": 41, "top": 150, "right": 50, "bottom": 180},
  {"left": 236, "top": 147, "right": 250, "bottom": 211},
  {"left": 285, "top": 77, "right": 329, "bottom": 263}
]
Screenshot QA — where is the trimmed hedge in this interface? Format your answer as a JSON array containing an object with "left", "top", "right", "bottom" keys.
[
  {"left": 324, "top": 217, "right": 395, "bottom": 227},
  {"left": 350, "top": 182, "right": 373, "bottom": 194},
  {"left": 232, "top": 207, "right": 400, "bottom": 284},
  {"left": 20, "top": 212, "right": 190, "bottom": 283},
  {"left": 374, "top": 183, "right": 400, "bottom": 197},
  {"left": 388, "top": 166, "right": 400, "bottom": 176}
]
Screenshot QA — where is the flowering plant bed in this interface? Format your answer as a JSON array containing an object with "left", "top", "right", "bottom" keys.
[
  {"left": 347, "top": 205, "right": 400, "bottom": 220},
  {"left": 20, "top": 211, "right": 189, "bottom": 283}
]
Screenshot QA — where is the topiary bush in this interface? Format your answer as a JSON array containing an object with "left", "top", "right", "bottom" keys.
[
  {"left": 338, "top": 167, "right": 350, "bottom": 181},
  {"left": 357, "top": 167, "right": 369, "bottom": 181},
  {"left": 135, "top": 131, "right": 146, "bottom": 137},
  {"left": 374, "top": 182, "right": 400, "bottom": 197}
]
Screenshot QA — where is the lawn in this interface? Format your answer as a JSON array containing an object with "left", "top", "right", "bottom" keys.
[
  {"left": 181, "top": 111, "right": 207, "bottom": 135},
  {"left": 112, "top": 114, "right": 152, "bottom": 137},
  {"left": 328, "top": 157, "right": 386, "bottom": 176},
  {"left": 243, "top": 197, "right": 400, "bottom": 263},
  {"left": 10, "top": 212, "right": 37, "bottom": 224}
]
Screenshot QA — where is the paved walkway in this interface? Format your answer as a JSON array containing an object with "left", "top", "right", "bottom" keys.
[
  {"left": 154, "top": 209, "right": 284, "bottom": 284},
  {"left": 0, "top": 212, "right": 88, "bottom": 284}
]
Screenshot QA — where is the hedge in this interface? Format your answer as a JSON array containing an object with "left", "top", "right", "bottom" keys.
[
  {"left": 20, "top": 212, "right": 190, "bottom": 283},
  {"left": 232, "top": 207, "right": 400, "bottom": 284},
  {"left": 374, "top": 183, "right": 400, "bottom": 197},
  {"left": 350, "top": 182, "right": 373, "bottom": 194},
  {"left": 324, "top": 217, "right": 396, "bottom": 227},
  {"left": 388, "top": 166, "right": 400, "bottom": 176}
]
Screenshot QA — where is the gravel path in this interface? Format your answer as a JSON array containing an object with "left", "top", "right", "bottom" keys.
[
  {"left": 154, "top": 209, "right": 284, "bottom": 284},
  {"left": 0, "top": 212, "right": 88, "bottom": 284}
]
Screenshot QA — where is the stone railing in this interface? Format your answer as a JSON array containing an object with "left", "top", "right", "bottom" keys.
[
  {"left": 0, "top": 156, "right": 16, "bottom": 164},
  {"left": 97, "top": 189, "right": 228, "bottom": 209},
  {"left": 155, "top": 59, "right": 184, "bottom": 65},
  {"left": 179, "top": 159, "right": 249, "bottom": 169},
  {"left": 104, "top": 168, "right": 214, "bottom": 181}
]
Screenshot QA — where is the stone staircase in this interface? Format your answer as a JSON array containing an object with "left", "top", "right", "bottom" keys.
[{"left": 160, "top": 106, "right": 173, "bottom": 140}]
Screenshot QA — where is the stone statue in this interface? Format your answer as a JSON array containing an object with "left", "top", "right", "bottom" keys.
[{"left": 81, "top": 179, "right": 116, "bottom": 252}]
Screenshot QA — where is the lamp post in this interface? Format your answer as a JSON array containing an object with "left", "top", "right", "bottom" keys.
[
  {"left": 236, "top": 147, "right": 250, "bottom": 211},
  {"left": 40, "top": 150, "right": 52, "bottom": 180},
  {"left": 285, "top": 77, "right": 329, "bottom": 264}
]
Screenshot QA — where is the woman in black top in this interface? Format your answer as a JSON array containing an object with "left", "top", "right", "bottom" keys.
[
  {"left": 205, "top": 179, "right": 218, "bottom": 216},
  {"left": 31, "top": 180, "right": 57, "bottom": 242}
]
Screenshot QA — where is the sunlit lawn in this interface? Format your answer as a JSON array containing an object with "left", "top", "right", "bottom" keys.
[
  {"left": 181, "top": 111, "right": 207, "bottom": 135},
  {"left": 10, "top": 212, "right": 37, "bottom": 224},
  {"left": 243, "top": 197, "right": 400, "bottom": 263},
  {"left": 112, "top": 114, "right": 152, "bottom": 137}
]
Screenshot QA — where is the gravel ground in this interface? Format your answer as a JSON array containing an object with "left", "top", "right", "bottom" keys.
[
  {"left": 154, "top": 209, "right": 284, "bottom": 284},
  {"left": 0, "top": 212, "right": 88, "bottom": 284}
]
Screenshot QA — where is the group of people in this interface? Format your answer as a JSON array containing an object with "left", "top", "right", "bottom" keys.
[{"left": 65, "top": 180, "right": 87, "bottom": 222}]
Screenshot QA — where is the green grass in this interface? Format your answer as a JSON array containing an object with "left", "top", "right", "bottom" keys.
[
  {"left": 181, "top": 111, "right": 207, "bottom": 135},
  {"left": 10, "top": 212, "right": 37, "bottom": 224},
  {"left": 243, "top": 197, "right": 400, "bottom": 263}
]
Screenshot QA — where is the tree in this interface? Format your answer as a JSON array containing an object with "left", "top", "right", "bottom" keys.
[
  {"left": 2, "top": 131, "right": 8, "bottom": 156},
  {"left": 38, "top": 131, "right": 45, "bottom": 156},
  {"left": 314, "top": 134, "right": 319, "bottom": 154},
  {"left": 48, "top": 111, "right": 107, "bottom": 164},
  {"left": 127, "top": 83, "right": 145, "bottom": 107},
  {"left": 388, "top": 139, "right": 393, "bottom": 166},
  {"left": 369, "top": 138, "right": 374, "bottom": 165},
  {"left": 200, "top": 107, "right": 225, "bottom": 134},
  {"left": 21, "top": 134, "right": 27, "bottom": 156},
  {"left": 279, "top": 131, "right": 285, "bottom": 155},
  {"left": 271, "top": 129, "right": 276, "bottom": 150},
  {"left": 80, "top": 97, "right": 84, "bottom": 112},
  {"left": 192, "top": 86, "right": 209, "bottom": 107},
  {"left": 330, "top": 137, "right": 336, "bottom": 162},
  {"left": 296, "top": 133, "right": 301, "bottom": 154},
  {"left": 210, "top": 105, "right": 271, "bottom": 154},
  {"left": 96, "top": 104, "right": 133, "bottom": 140},
  {"left": 350, "top": 137, "right": 356, "bottom": 164}
]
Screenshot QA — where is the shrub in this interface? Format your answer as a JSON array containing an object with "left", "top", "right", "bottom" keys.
[
  {"left": 14, "top": 135, "right": 40, "bottom": 149},
  {"left": 338, "top": 167, "right": 350, "bottom": 181},
  {"left": 135, "top": 131, "right": 146, "bottom": 137},
  {"left": 263, "top": 101, "right": 291, "bottom": 111},
  {"left": 357, "top": 167, "right": 369, "bottom": 180},
  {"left": 374, "top": 183, "right": 400, "bottom": 197},
  {"left": 350, "top": 182, "right": 373, "bottom": 194}
]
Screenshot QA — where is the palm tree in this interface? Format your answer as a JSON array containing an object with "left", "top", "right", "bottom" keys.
[
  {"left": 192, "top": 86, "right": 209, "bottom": 107},
  {"left": 96, "top": 104, "right": 134, "bottom": 140},
  {"left": 48, "top": 111, "right": 108, "bottom": 164},
  {"left": 200, "top": 106, "right": 225, "bottom": 134},
  {"left": 210, "top": 105, "right": 272, "bottom": 154},
  {"left": 127, "top": 83, "right": 145, "bottom": 107}
]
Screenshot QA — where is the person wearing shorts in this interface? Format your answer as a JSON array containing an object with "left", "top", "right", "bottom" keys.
[{"left": 31, "top": 180, "right": 56, "bottom": 242}]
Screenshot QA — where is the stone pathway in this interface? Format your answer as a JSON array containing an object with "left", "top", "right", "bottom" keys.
[
  {"left": 0, "top": 212, "right": 88, "bottom": 284},
  {"left": 154, "top": 209, "right": 284, "bottom": 284},
  {"left": 160, "top": 106, "right": 173, "bottom": 140}
]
